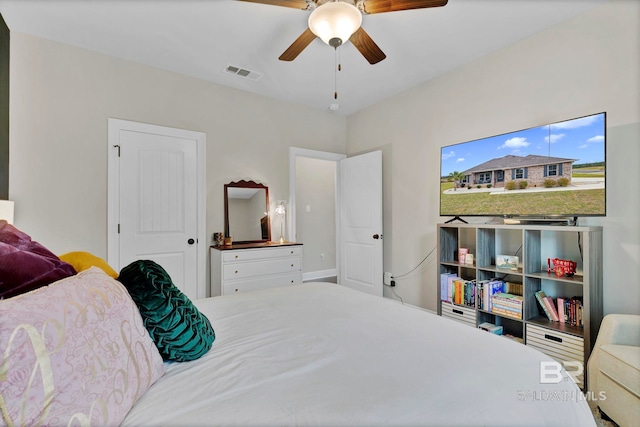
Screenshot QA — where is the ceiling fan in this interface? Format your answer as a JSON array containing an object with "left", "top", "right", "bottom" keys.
[{"left": 238, "top": 0, "right": 448, "bottom": 64}]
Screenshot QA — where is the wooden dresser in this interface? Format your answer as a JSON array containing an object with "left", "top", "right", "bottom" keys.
[{"left": 210, "top": 242, "right": 303, "bottom": 296}]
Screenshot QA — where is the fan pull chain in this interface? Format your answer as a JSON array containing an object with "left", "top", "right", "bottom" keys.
[{"left": 334, "top": 46, "right": 339, "bottom": 99}]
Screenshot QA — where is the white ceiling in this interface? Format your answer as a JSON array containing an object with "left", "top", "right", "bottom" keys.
[{"left": 0, "top": 0, "right": 607, "bottom": 116}]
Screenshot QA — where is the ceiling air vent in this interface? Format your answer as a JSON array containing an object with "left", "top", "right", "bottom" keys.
[{"left": 224, "top": 65, "right": 262, "bottom": 81}]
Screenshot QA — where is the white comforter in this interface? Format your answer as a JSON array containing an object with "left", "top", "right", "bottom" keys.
[{"left": 122, "top": 283, "right": 596, "bottom": 426}]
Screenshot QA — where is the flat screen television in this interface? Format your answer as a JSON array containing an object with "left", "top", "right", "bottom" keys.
[{"left": 439, "top": 112, "right": 606, "bottom": 220}]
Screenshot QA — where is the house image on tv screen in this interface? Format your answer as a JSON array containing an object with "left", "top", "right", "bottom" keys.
[{"left": 461, "top": 154, "right": 576, "bottom": 188}]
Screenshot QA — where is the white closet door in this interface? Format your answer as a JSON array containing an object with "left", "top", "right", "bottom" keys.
[{"left": 108, "top": 119, "right": 205, "bottom": 300}]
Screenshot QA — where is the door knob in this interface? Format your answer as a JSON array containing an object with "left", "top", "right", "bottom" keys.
[
  {"left": 187, "top": 238, "right": 195, "bottom": 245},
  {"left": 372, "top": 234, "right": 380, "bottom": 239}
]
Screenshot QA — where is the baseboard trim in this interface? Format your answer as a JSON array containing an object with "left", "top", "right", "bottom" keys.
[
  {"left": 385, "top": 297, "right": 436, "bottom": 314},
  {"left": 303, "top": 269, "right": 337, "bottom": 282}
]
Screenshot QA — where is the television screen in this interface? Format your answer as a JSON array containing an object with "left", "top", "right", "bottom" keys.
[{"left": 440, "top": 112, "right": 606, "bottom": 218}]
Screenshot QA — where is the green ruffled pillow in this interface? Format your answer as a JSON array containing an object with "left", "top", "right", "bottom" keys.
[{"left": 118, "top": 260, "right": 215, "bottom": 362}]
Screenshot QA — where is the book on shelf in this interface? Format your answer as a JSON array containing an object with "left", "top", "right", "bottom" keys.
[
  {"left": 491, "top": 303, "right": 523, "bottom": 315},
  {"left": 483, "top": 280, "right": 505, "bottom": 311},
  {"left": 464, "top": 281, "right": 475, "bottom": 306},
  {"left": 532, "top": 292, "right": 582, "bottom": 325},
  {"left": 543, "top": 296, "right": 560, "bottom": 321},
  {"left": 458, "top": 279, "right": 467, "bottom": 305},
  {"left": 567, "top": 296, "right": 584, "bottom": 327},
  {"left": 440, "top": 273, "right": 475, "bottom": 307},
  {"left": 491, "top": 307, "right": 522, "bottom": 320},
  {"left": 447, "top": 275, "right": 459, "bottom": 303},
  {"left": 534, "top": 290, "right": 553, "bottom": 321},
  {"left": 490, "top": 293, "right": 523, "bottom": 319},
  {"left": 505, "top": 281, "right": 523, "bottom": 296},
  {"left": 491, "top": 301, "right": 522, "bottom": 311},
  {"left": 452, "top": 278, "right": 475, "bottom": 307},
  {"left": 440, "top": 273, "right": 457, "bottom": 301},
  {"left": 577, "top": 297, "right": 583, "bottom": 326},
  {"left": 557, "top": 297, "right": 566, "bottom": 324},
  {"left": 476, "top": 280, "right": 488, "bottom": 310},
  {"left": 491, "top": 293, "right": 523, "bottom": 306},
  {"left": 453, "top": 279, "right": 462, "bottom": 304},
  {"left": 478, "top": 322, "right": 503, "bottom": 335},
  {"left": 576, "top": 301, "right": 581, "bottom": 326}
]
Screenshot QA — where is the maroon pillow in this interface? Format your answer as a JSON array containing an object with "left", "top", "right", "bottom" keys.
[{"left": 0, "top": 220, "right": 76, "bottom": 299}]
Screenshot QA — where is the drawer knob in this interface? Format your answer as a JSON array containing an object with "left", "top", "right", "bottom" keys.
[
  {"left": 235, "top": 270, "right": 238, "bottom": 274},
  {"left": 291, "top": 264, "right": 294, "bottom": 267},
  {"left": 235, "top": 288, "right": 238, "bottom": 292},
  {"left": 291, "top": 251, "right": 294, "bottom": 254},
  {"left": 235, "top": 255, "right": 238, "bottom": 259}
]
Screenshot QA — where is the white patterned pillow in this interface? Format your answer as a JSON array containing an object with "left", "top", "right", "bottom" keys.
[{"left": 0, "top": 267, "right": 165, "bottom": 426}]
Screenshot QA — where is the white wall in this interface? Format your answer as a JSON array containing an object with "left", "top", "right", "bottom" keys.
[
  {"left": 347, "top": 0, "right": 640, "bottom": 315},
  {"left": 295, "top": 156, "right": 337, "bottom": 276},
  {"left": 8, "top": 32, "right": 346, "bottom": 263},
  {"left": 7, "top": 1, "right": 639, "bottom": 316}
]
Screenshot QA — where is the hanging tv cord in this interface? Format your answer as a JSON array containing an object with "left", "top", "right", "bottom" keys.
[
  {"left": 392, "top": 245, "right": 437, "bottom": 281},
  {"left": 577, "top": 232, "right": 584, "bottom": 262},
  {"left": 390, "top": 287, "right": 404, "bottom": 304}
]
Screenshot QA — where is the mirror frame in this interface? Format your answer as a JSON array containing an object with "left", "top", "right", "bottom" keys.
[{"left": 224, "top": 180, "right": 271, "bottom": 244}]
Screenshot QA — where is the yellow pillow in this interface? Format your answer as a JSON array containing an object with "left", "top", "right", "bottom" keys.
[{"left": 59, "top": 251, "right": 118, "bottom": 278}]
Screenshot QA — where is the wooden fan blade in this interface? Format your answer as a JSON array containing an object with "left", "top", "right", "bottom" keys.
[
  {"left": 362, "top": 0, "right": 447, "bottom": 14},
  {"left": 236, "top": 0, "right": 313, "bottom": 10},
  {"left": 350, "top": 27, "right": 386, "bottom": 64},
  {"left": 279, "top": 28, "right": 317, "bottom": 61}
]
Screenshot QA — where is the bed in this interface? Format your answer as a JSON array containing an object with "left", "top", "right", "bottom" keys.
[
  {"left": 122, "top": 282, "right": 595, "bottom": 426},
  {"left": 0, "top": 233, "right": 596, "bottom": 427}
]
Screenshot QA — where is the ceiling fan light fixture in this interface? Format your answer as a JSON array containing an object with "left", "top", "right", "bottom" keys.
[{"left": 308, "top": 2, "right": 362, "bottom": 47}]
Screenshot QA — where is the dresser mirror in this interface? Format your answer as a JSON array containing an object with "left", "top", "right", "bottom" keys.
[{"left": 224, "top": 180, "right": 271, "bottom": 243}]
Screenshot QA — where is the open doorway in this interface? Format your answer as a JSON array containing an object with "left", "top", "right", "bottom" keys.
[
  {"left": 289, "top": 148, "right": 345, "bottom": 282},
  {"left": 289, "top": 147, "right": 383, "bottom": 296}
]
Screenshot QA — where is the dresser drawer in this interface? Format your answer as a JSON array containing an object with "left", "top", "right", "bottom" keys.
[
  {"left": 441, "top": 301, "right": 476, "bottom": 327},
  {"left": 223, "top": 246, "right": 302, "bottom": 262},
  {"left": 223, "top": 257, "right": 301, "bottom": 280},
  {"left": 223, "top": 273, "right": 302, "bottom": 294},
  {"left": 211, "top": 244, "right": 303, "bottom": 296},
  {"left": 525, "top": 324, "right": 584, "bottom": 363}
]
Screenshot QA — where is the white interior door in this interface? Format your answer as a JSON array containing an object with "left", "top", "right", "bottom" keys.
[
  {"left": 339, "top": 150, "right": 383, "bottom": 296},
  {"left": 108, "top": 119, "right": 206, "bottom": 300}
]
